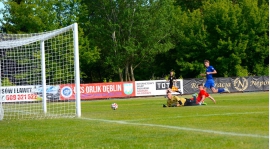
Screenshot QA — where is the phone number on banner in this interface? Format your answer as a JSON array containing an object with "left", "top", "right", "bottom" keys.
[{"left": 5, "top": 94, "right": 38, "bottom": 101}]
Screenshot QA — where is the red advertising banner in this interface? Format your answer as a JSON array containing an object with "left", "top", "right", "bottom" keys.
[{"left": 60, "top": 82, "right": 135, "bottom": 100}]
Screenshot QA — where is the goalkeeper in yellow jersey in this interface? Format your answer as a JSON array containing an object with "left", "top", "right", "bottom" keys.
[{"left": 163, "top": 91, "right": 195, "bottom": 107}]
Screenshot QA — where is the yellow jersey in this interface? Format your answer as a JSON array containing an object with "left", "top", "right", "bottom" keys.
[{"left": 167, "top": 96, "right": 186, "bottom": 107}]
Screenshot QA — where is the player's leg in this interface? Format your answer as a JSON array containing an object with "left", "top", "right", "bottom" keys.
[
  {"left": 172, "top": 87, "right": 182, "bottom": 96},
  {"left": 191, "top": 93, "right": 197, "bottom": 103},
  {"left": 184, "top": 98, "right": 200, "bottom": 106},
  {"left": 205, "top": 80, "right": 218, "bottom": 93},
  {"left": 184, "top": 98, "right": 194, "bottom": 106},
  {"left": 224, "top": 87, "right": 230, "bottom": 93},
  {"left": 209, "top": 80, "right": 230, "bottom": 93},
  {"left": 210, "top": 85, "right": 230, "bottom": 93},
  {"left": 210, "top": 87, "right": 219, "bottom": 93},
  {"left": 209, "top": 80, "right": 219, "bottom": 93},
  {"left": 172, "top": 85, "right": 182, "bottom": 95}
]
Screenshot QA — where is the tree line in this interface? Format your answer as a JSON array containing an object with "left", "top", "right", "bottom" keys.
[{"left": 0, "top": 0, "right": 268, "bottom": 83}]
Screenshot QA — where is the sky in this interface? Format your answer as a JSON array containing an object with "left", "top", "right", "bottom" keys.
[
  {"left": 0, "top": 2, "right": 3, "bottom": 19},
  {"left": 0, "top": 2, "right": 4, "bottom": 25}
]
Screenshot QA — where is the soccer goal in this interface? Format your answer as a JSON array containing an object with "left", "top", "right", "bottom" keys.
[{"left": 0, "top": 23, "right": 81, "bottom": 120}]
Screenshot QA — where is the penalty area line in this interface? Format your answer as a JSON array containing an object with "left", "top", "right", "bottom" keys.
[{"left": 80, "top": 117, "right": 268, "bottom": 139}]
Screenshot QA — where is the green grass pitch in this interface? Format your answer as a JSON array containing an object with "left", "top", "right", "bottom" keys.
[{"left": 0, "top": 92, "right": 268, "bottom": 149}]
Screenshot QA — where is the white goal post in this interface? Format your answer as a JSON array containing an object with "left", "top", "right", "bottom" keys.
[{"left": 0, "top": 23, "right": 81, "bottom": 120}]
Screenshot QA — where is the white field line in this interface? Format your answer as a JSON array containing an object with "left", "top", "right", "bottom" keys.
[
  {"left": 176, "top": 111, "right": 268, "bottom": 118},
  {"left": 80, "top": 117, "right": 269, "bottom": 139},
  {"left": 201, "top": 105, "right": 269, "bottom": 107},
  {"left": 124, "top": 111, "right": 268, "bottom": 122}
]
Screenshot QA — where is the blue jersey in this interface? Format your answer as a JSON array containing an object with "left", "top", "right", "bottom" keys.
[{"left": 206, "top": 65, "right": 215, "bottom": 80}]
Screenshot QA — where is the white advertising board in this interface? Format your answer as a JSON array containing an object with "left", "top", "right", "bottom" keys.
[
  {"left": 135, "top": 79, "right": 183, "bottom": 96},
  {"left": 0, "top": 85, "right": 60, "bottom": 102}
]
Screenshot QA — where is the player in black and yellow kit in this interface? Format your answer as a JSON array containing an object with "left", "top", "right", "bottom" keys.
[{"left": 163, "top": 91, "right": 196, "bottom": 107}]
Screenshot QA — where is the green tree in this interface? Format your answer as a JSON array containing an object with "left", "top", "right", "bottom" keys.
[
  {"left": 174, "top": 0, "right": 204, "bottom": 12},
  {"left": 239, "top": 0, "right": 269, "bottom": 76},
  {"left": 0, "top": 0, "right": 81, "bottom": 33},
  {"left": 168, "top": 7, "right": 208, "bottom": 78},
  {"left": 202, "top": 0, "right": 247, "bottom": 77},
  {"left": 80, "top": 0, "right": 175, "bottom": 81},
  {"left": 202, "top": 0, "right": 268, "bottom": 76},
  {"left": 169, "top": 0, "right": 268, "bottom": 78},
  {"left": 0, "top": 0, "right": 100, "bottom": 83}
]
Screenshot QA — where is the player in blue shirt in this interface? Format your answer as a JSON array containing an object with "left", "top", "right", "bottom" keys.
[{"left": 200, "top": 60, "right": 230, "bottom": 93}]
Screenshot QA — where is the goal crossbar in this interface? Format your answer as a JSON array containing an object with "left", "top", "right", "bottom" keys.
[{"left": 0, "top": 24, "right": 74, "bottom": 49}]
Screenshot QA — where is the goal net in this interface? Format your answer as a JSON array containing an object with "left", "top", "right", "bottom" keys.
[{"left": 0, "top": 23, "right": 81, "bottom": 120}]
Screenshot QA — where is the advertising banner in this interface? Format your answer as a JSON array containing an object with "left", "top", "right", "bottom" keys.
[
  {"left": 183, "top": 76, "right": 269, "bottom": 94},
  {"left": 2, "top": 76, "right": 265, "bottom": 102},
  {"left": 0, "top": 86, "right": 38, "bottom": 102},
  {"left": 230, "top": 76, "right": 269, "bottom": 92},
  {"left": 60, "top": 82, "right": 135, "bottom": 100},
  {"left": 0, "top": 85, "right": 60, "bottom": 102},
  {"left": 182, "top": 78, "right": 204, "bottom": 94},
  {"left": 135, "top": 81, "right": 156, "bottom": 96},
  {"left": 135, "top": 79, "right": 184, "bottom": 96}
]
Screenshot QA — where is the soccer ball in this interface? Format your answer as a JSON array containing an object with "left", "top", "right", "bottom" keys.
[{"left": 111, "top": 103, "right": 118, "bottom": 110}]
